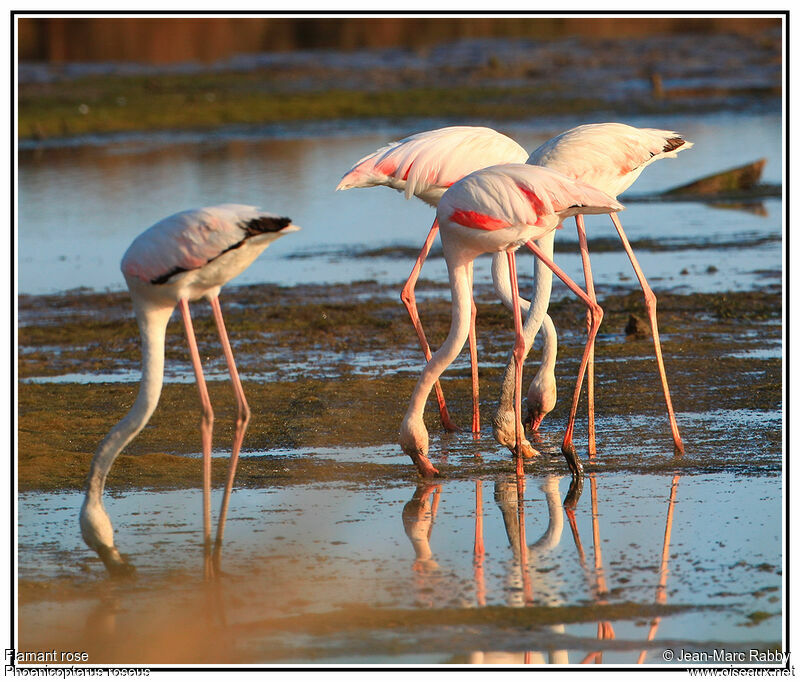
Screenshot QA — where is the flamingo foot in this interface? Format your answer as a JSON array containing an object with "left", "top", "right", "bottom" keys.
[
  {"left": 471, "top": 412, "right": 481, "bottom": 436},
  {"left": 674, "top": 440, "right": 685, "bottom": 457}
]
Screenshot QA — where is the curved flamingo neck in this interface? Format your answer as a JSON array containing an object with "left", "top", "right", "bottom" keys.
[
  {"left": 539, "top": 315, "right": 558, "bottom": 373},
  {"left": 84, "top": 300, "right": 173, "bottom": 500},
  {"left": 495, "top": 231, "right": 556, "bottom": 415},
  {"left": 405, "top": 250, "right": 473, "bottom": 419},
  {"left": 528, "top": 231, "right": 556, "bottom": 351}
]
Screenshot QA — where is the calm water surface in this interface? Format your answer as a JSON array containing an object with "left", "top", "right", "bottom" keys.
[
  {"left": 18, "top": 464, "right": 780, "bottom": 664},
  {"left": 18, "top": 111, "right": 782, "bottom": 296}
]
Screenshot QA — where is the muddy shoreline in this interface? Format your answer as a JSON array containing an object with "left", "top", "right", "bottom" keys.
[{"left": 18, "top": 280, "right": 782, "bottom": 492}]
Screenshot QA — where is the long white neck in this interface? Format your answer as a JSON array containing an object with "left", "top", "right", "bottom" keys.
[
  {"left": 84, "top": 301, "right": 173, "bottom": 502},
  {"left": 537, "top": 315, "right": 558, "bottom": 379},
  {"left": 405, "top": 250, "right": 474, "bottom": 420},
  {"left": 404, "top": 231, "right": 475, "bottom": 421},
  {"left": 495, "top": 231, "right": 556, "bottom": 416},
  {"left": 527, "top": 231, "right": 557, "bottom": 375}
]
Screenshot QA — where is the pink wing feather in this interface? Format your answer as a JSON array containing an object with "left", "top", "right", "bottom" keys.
[
  {"left": 336, "top": 126, "right": 528, "bottom": 205},
  {"left": 440, "top": 164, "right": 624, "bottom": 232},
  {"left": 528, "top": 122, "right": 693, "bottom": 197},
  {"left": 122, "top": 204, "right": 283, "bottom": 283}
]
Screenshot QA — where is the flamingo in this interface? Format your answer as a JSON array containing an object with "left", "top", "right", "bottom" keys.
[
  {"left": 492, "top": 123, "right": 692, "bottom": 462},
  {"left": 399, "top": 164, "right": 622, "bottom": 479},
  {"left": 336, "top": 126, "right": 558, "bottom": 435},
  {"left": 79, "top": 204, "right": 300, "bottom": 575},
  {"left": 469, "top": 476, "right": 568, "bottom": 664}
]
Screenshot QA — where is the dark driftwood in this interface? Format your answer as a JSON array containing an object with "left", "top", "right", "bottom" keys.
[{"left": 664, "top": 158, "right": 767, "bottom": 195}]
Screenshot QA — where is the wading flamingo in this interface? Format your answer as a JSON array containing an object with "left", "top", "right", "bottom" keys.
[
  {"left": 337, "top": 126, "right": 558, "bottom": 435},
  {"left": 399, "top": 164, "right": 622, "bottom": 479},
  {"left": 79, "top": 204, "right": 300, "bottom": 575},
  {"left": 493, "top": 123, "right": 692, "bottom": 461}
]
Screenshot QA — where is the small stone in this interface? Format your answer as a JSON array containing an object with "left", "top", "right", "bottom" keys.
[{"left": 625, "top": 314, "right": 649, "bottom": 338}]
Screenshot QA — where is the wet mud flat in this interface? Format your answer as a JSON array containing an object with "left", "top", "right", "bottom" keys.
[
  {"left": 18, "top": 278, "right": 781, "bottom": 488},
  {"left": 16, "top": 279, "right": 782, "bottom": 664}
]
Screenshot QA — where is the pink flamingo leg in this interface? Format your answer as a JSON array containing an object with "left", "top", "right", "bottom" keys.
[
  {"left": 506, "top": 251, "right": 526, "bottom": 477},
  {"left": 576, "top": 215, "right": 598, "bottom": 457},
  {"left": 469, "top": 295, "right": 481, "bottom": 435},
  {"left": 179, "top": 299, "right": 214, "bottom": 565},
  {"left": 401, "top": 219, "right": 459, "bottom": 432},
  {"left": 610, "top": 213, "right": 684, "bottom": 456},
  {"left": 474, "top": 479, "right": 486, "bottom": 606},
  {"left": 208, "top": 296, "right": 251, "bottom": 554},
  {"left": 465, "top": 259, "right": 480, "bottom": 435},
  {"left": 525, "top": 241, "right": 603, "bottom": 477}
]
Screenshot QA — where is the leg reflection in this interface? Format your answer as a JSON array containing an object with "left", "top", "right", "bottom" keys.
[{"left": 637, "top": 474, "right": 681, "bottom": 664}]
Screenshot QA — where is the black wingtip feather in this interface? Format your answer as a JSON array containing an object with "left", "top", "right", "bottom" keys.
[
  {"left": 241, "top": 216, "right": 292, "bottom": 236},
  {"left": 663, "top": 137, "right": 685, "bottom": 153},
  {"left": 150, "top": 215, "right": 293, "bottom": 285},
  {"left": 151, "top": 266, "right": 189, "bottom": 285}
]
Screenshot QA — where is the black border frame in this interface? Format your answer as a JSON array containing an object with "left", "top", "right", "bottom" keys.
[{"left": 9, "top": 9, "right": 790, "bottom": 673}]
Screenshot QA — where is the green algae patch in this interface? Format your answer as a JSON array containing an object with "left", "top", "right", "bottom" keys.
[
  {"left": 17, "top": 377, "right": 418, "bottom": 491},
  {"left": 19, "top": 78, "right": 605, "bottom": 140},
  {"left": 742, "top": 611, "right": 777, "bottom": 627}
]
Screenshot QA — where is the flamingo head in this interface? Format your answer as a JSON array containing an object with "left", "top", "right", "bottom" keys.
[
  {"left": 526, "top": 376, "right": 557, "bottom": 431},
  {"left": 80, "top": 497, "right": 136, "bottom": 577}
]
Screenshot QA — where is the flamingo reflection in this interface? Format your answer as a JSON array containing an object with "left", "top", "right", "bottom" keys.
[
  {"left": 399, "top": 474, "right": 681, "bottom": 664},
  {"left": 474, "top": 478, "right": 486, "bottom": 607},
  {"left": 401, "top": 483, "right": 442, "bottom": 575},
  {"left": 564, "top": 473, "right": 681, "bottom": 664},
  {"left": 564, "top": 473, "right": 616, "bottom": 664},
  {"left": 637, "top": 474, "right": 681, "bottom": 664},
  {"left": 469, "top": 476, "right": 568, "bottom": 664},
  {"left": 402, "top": 483, "right": 460, "bottom": 608}
]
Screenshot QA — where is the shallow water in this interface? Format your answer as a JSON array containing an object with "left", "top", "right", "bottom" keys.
[
  {"left": 18, "top": 458, "right": 781, "bottom": 664},
  {"left": 18, "top": 110, "right": 782, "bottom": 296}
]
